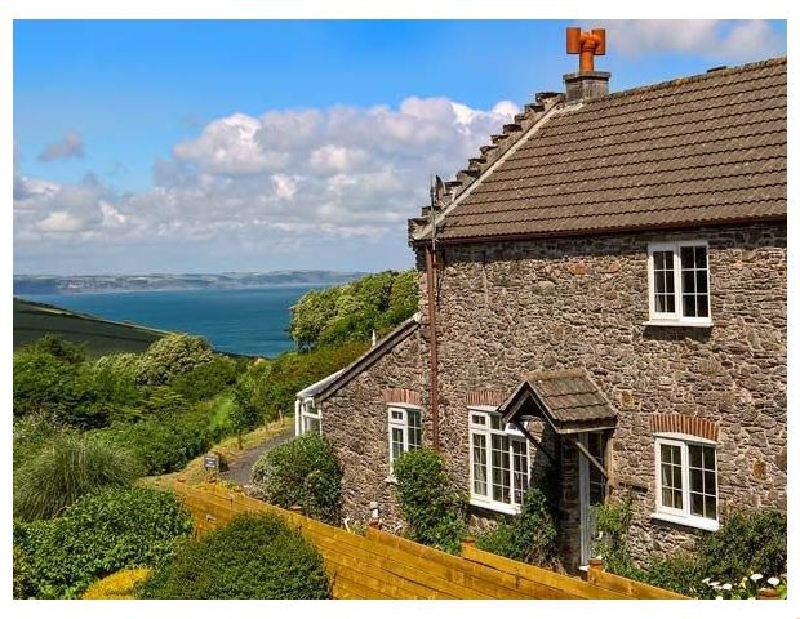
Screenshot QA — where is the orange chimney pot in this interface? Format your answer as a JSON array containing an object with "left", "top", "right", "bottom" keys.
[{"left": 566, "top": 27, "right": 606, "bottom": 73}]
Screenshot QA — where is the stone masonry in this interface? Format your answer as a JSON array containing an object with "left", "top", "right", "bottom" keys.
[{"left": 316, "top": 221, "right": 785, "bottom": 567}]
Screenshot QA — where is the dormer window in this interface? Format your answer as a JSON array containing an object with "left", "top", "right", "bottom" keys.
[{"left": 647, "top": 241, "right": 712, "bottom": 327}]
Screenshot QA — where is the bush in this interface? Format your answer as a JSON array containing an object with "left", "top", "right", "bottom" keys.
[
  {"left": 476, "top": 487, "right": 558, "bottom": 566},
  {"left": 136, "top": 513, "right": 331, "bottom": 599},
  {"left": 393, "top": 448, "right": 468, "bottom": 554},
  {"left": 15, "top": 486, "right": 193, "bottom": 599},
  {"left": 98, "top": 404, "right": 214, "bottom": 476},
  {"left": 14, "top": 543, "right": 32, "bottom": 599},
  {"left": 13, "top": 413, "right": 65, "bottom": 471},
  {"left": 170, "top": 355, "right": 240, "bottom": 402},
  {"left": 696, "top": 508, "right": 786, "bottom": 585},
  {"left": 25, "top": 334, "right": 86, "bottom": 364},
  {"left": 13, "top": 433, "right": 144, "bottom": 521},
  {"left": 231, "top": 360, "right": 274, "bottom": 434},
  {"left": 644, "top": 554, "right": 699, "bottom": 596},
  {"left": 251, "top": 433, "right": 342, "bottom": 525},
  {"left": 82, "top": 568, "right": 152, "bottom": 599},
  {"left": 134, "top": 333, "right": 215, "bottom": 386}
]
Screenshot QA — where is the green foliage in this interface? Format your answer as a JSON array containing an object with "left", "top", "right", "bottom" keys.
[
  {"left": 134, "top": 333, "right": 215, "bottom": 386},
  {"left": 231, "top": 360, "right": 274, "bottom": 434},
  {"left": 251, "top": 433, "right": 343, "bottom": 526},
  {"left": 240, "top": 342, "right": 368, "bottom": 424},
  {"left": 14, "top": 432, "right": 143, "bottom": 521},
  {"left": 696, "top": 509, "right": 787, "bottom": 585},
  {"left": 392, "top": 448, "right": 468, "bottom": 554},
  {"left": 592, "top": 494, "right": 787, "bottom": 597},
  {"left": 136, "top": 513, "right": 331, "bottom": 600},
  {"left": 590, "top": 489, "right": 642, "bottom": 577},
  {"left": 290, "top": 270, "right": 418, "bottom": 349},
  {"left": 15, "top": 487, "right": 193, "bottom": 599},
  {"left": 476, "top": 488, "right": 558, "bottom": 566},
  {"left": 644, "top": 554, "right": 699, "bottom": 595},
  {"left": 94, "top": 351, "right": 139, "bottom": 377},
  {"left": 14, "top": 543, "right": 32, "bottom": 599},
  {"left": 96, "top": 404, "right": 215, "bottom": 476},
  {"left": 13, "top": 413, "right": 65, "bottom": 471},
  {"left": 25, "top": 334, "right": 86, "bottom": 364},
  {"left": 170, "top": 355, "right": 240, "bottom": 402}
]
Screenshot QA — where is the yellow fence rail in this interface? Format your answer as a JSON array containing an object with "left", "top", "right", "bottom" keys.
[{"left": 151, "top": 479, "right": 688, "bottom": 600}]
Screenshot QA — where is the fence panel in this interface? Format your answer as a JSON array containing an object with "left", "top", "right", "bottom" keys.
[{"left": 152, "top": 480, "right": 687, "bottom": 600}]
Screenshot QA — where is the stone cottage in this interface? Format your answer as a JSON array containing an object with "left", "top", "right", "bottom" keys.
[{"left": 294, "top": 38, "right": 787, "bottom": 570}]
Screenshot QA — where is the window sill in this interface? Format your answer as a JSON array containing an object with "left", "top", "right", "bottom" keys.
[
  {"left": 650, "top": 512, "right": 719, "bottom": 532},
  {"left": 469, "top": 498, "right": 522, "bottom": 516},
  {"left": 644, "top": 319, "right": 714, "bottom": 328}
]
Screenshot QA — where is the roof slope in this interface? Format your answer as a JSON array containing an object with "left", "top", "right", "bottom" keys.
[
  {"left": 296, "top": 312, "right": 421, "bottom": 401},
  {"left": 417, "top": 57, "right": 786, "bottom": 243}
]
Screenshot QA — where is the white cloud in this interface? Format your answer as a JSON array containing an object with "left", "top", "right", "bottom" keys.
[
  {"left": 15, "top": 96, "right": 518, "bottom": 272},
  {"left": 36, "top": 211, "right": 84, "bottom": 233},
  {"left": 600, "top": 20, "right": 784, "bottom": 62}
]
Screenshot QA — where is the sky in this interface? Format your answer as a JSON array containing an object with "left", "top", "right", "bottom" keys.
[{"left": 12, "top": 18, "right": 787, "bottom": 276}]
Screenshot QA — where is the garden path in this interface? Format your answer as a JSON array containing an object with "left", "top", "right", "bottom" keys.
[{"left": 220, "top": 426, "right": 294, "bottom": 486}]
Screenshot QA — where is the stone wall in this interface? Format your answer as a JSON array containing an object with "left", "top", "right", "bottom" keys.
[
  {"left": 320, "top": 325, "right": 426, "bottom": 529},
  {"left": 419, "top": 222, "right": 786, "bottom": 565}
]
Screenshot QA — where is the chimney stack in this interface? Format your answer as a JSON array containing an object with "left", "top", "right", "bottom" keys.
[{"left": 564, "top": 26, "right": 611, "bottom": 102}]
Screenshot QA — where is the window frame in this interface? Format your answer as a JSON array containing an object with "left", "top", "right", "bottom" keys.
[
  {"left": 653, "top": 434, "right": 719, "bottom": 531},
  {"left": 647, "top": 241, "right": 712, "bottom": 327},
  {"left": 299, "top": 398, "right": 322, "bottom": 435},
  {"left": 468, "top": 407, "right": 530, "bottom": 515},
  {"left": 386, "top": 405, "right": 423, "bottom": 476}
]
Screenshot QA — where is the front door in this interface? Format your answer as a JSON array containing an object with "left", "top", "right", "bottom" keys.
[{"left": 578, "top": 432, "right": 607, "bottom": 566}]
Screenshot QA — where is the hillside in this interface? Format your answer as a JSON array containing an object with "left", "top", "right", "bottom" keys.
[{"left": 14, "top": 298, "right": 166, "bottom": 356}]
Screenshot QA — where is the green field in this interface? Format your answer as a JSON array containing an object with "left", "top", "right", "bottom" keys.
[{"left": 13, "top": 297, "right": 167, "bottom": 356}]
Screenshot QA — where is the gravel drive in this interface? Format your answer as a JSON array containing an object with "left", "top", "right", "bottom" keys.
[{"left": 220, "top": 426, "right": 294, "bottom": 486}]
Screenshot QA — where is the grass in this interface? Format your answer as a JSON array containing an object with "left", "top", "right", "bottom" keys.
[
  {"left": 14, "top": 298, "right": 165, "bottom": 356},
  {"left": 145, "top": 416, "right": 294, "bottom": 486}
]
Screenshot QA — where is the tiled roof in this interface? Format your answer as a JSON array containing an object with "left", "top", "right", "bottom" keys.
[
  {"left": 413, "top": 57, "right": 786, "bottom": 243},
  {"left": 299, "top": 312, "right": 422, "bottom": 402},
  {"left": 499, "top": 368, "right": 617, "bottom": 431}
]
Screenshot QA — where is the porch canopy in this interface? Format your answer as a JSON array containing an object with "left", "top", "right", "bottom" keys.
[{"left": 497, "top": 368, "right": 618, "bottom": 478}]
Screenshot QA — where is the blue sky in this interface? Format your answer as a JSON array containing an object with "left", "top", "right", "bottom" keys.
[{"left": 13, "top": 19, "right": 787, "bottom": 275}]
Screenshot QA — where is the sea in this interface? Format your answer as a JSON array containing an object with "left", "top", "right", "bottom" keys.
[{"left": 19, "top": 287, "right": 323, "bottom": 358}]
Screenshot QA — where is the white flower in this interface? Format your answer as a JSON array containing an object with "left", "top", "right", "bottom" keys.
[
  {"left": 750, "top": 574, "right": 763, "bottom": 582},
  {"left": 768, "top": 577, "right": 780, "bottom": 586},
  {"left": 716, "top": 596, "right": 724, "bottom": 600},
  {"left": 711, "top": 582, "right": 721, "bottom": 589},
  {"left": 723, "top": 583, "right": 733, "bottom": 591},
  {"left": 747, "top": 597, "right": 755, "bottom": 600},
  {"left": 702, "top": 578, "right": 711, "bottom": 585}
]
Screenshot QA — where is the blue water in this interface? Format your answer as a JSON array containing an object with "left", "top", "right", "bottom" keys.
[{"left": 19, "top": 287, "right": 321, "bottom": 357}]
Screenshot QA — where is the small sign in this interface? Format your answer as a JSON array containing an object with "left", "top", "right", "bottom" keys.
[{"left": 204, "top": 454, "right": 219, "bottom": 471}]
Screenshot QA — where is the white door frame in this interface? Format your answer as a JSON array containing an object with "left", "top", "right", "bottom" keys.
[{"left": 578, "top": 432, "right": 591, "bottom": 566}]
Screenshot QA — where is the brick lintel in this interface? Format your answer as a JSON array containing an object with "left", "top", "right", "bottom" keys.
[
  {"left": 649, "top": 413, "right": 719, "bottom": 442},
  {"left": 384, "top": 388, "right": 422, "bottom": 407}
]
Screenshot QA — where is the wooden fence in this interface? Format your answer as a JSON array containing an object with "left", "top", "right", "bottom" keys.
[{"left": 151, "top": 479, "right": 688, "bottom": 600}]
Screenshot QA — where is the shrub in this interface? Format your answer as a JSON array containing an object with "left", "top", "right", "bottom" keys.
[
  {"left": 14, "top": 543, "right": 32, "bottom": 599},
  {"left": 170, "top": 355, "right": 240, "bottom": 402},
  {"left": 476, "top": 487, "right": 558, "bottom": 566},
  {"left": 251, "top": 433, "right": 342, "bottom": 525},
  {"left": 15, "top": 486, "right": 193, "bottom": 599},
  {"left": 136, "top": 513, "right": 331, "bottom": 599},
  {"left": 94, "top": 351, "right": 139, "bottom": 377},
  {"left": 644, "top": 554, "right": 699, "bottom": 596},
  {"left": 25, "top": 334, "right": 86, "bottom": 364},
  {"left": 231, "top": 360, "right": 274, "bottom": 434},
  {"left": 134, "top": 333, "right": 215, "bottom": 386},
  {"left": 13, "top": 433, "right": 143, "bottom": 521},
  {"left": 393, "top": 448, "right": 468, "bottom": 554},
  {"left": 98, "top": 404, "right": 214, "bottom": 476},
  {"left": 696, "top": 508, "right": 786, "bottom": 585},
  {"left": 82, "top": 568, "right": 152, "bottom": 599},
  {"left": 13, "top": 413, "right": 65, "bottom": 471}
]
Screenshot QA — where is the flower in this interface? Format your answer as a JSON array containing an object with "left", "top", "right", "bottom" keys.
[
  {"left": 750, "top": 574, "right": 763, "bottom": 582},
  {"left": 702, "top": 578, "right": 711, "bottom": 585},
  {"left": 723, "top": 583, "right": 733, "bottom": 591},
  {"left": 747, "top": 597, "right": 755, "bottom": 600},
  {"left": 716, "top": 596, "right": 724, "bottom": 600},
  {"left": 711, "top": 582, "right": 720, "bottom": 589},
  {"left": 768, "top": 577, "right": 780, "bottom": 586}
]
